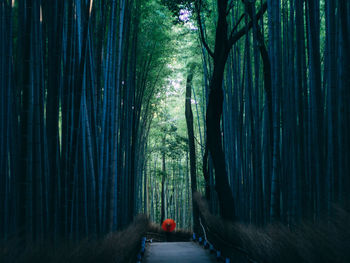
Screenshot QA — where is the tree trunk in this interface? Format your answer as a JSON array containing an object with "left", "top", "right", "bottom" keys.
[
  {"left": 205, "top": 0, "right": 236, "bottom": 221},
  {"left": 185, "top": 67, "right": 200, "bottom": 233},
  {"left": 160, "top": 136, "right": 166, "bottom": 224},
  {"left": 19, "top": 0, "right": 34, "bottom": 242}
]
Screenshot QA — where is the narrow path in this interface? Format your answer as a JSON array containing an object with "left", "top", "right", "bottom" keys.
[{"left": 143, "top": 242, "right": 217, "bottom": 263}]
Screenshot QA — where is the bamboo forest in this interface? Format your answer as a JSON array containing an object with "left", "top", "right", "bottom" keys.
[{"left": 1, "top": 0, "right": 350, "bottom": 262}]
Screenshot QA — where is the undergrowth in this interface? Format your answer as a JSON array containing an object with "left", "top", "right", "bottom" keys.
[
  {"left": 0, "top": 215, "right": 149, "bottom": 263},
  {"left": 194, "top": 193, "right": 350, "bottom": 263}
]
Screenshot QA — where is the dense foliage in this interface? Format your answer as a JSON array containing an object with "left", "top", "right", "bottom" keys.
[
  {"left": 158, "top": 0, "right": 350, "bottom": 225},
  {"left": 1, "top": 0, "right": 350, "bottom": 251},
  {"left": 0, "top": 0, "right": 176, "bottom": 241}
]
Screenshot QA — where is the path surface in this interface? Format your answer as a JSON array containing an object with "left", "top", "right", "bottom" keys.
[{"left": 143, "top": 242, "right": 217, "bottom": 263}]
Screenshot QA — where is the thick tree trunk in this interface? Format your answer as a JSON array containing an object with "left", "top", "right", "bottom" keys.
[
  {"left": 202, "top": 145, "right": 211, "bottom": 201},
  {"left": 207, "top": 65, "right": 236, "bottom": 221},
  {"left": 200, "top": 0, "right": 268, "bottom": 221},
  {"left": 205, "top": 0, "right": 236, "bottom": 222}
]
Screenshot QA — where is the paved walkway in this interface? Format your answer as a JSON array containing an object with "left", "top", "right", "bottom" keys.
[{"left": 143, "top": 242, "right": 217, "bottom": 263}]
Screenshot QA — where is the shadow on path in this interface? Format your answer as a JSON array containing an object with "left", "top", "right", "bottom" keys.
[{"left": 143, "top": 242, "right": 216, "bottom": 263}]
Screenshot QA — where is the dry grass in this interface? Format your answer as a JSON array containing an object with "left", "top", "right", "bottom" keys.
[
  {"left": 0, "top": 215, "right": 149, "bottom": 263},
  {"left": 194, "top": 193, "right": 350, "bottom": 263}
]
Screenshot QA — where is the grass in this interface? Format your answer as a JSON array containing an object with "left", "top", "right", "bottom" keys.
[
  {"left": 0, "top": 215, "right": 149, "bottom": 263},
  {"left": 194, "top": 193, "right": 350, "bottom": 263},
  {"left": 4, "top": 197, "right": 348, "bottom": 263}
]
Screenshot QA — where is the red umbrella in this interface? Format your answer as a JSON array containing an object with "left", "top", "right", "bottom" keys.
[{"left": 162, "top": 219, "right": 176, "bottom": 232}]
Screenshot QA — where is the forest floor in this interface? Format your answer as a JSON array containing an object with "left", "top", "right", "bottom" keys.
[{"left": 143, "top": 242, "right": 216, "bottom": 263}]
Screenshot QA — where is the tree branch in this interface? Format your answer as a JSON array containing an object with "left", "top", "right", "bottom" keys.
[
  {"left": 228, "top": 1, "right": 267, "bottom": 48},
  {"left": 226, "top": 0, "right": 235, "bottom": 16},
  {"left": 196, "top": 0, "right": 214, "bottom": 58},
  {"left": 229, "top": 13, "right": 246, "bottom": 39}
]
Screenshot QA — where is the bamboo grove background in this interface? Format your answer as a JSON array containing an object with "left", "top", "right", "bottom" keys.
[
  {"left": 158, "top": 0, "right": 350, "bottom": 226},
  {"left": 0, "top": 0, "right": 174, "bottom": 241},
  {"left": 218, "top": 0, "right": 350, "bottom": 224},
  {"left": 1, "top": 0, "right": 350, "bottom": 245}
]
